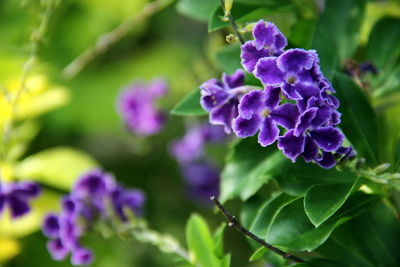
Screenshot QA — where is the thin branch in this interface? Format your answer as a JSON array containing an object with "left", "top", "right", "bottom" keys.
[
  {"left": 62, "top": 0, "right": 174, "bottom": 79},
  {"left": 220, "top": 0, "right": 245, "bottom": 44},
  {"left": 210, "top": 196, "right": 306, "bottom": 263}
]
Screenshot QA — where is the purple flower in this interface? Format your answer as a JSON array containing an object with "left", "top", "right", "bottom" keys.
[
  {"left": 170, "top": 123, "right": 226, "bottom": 163},
  {"left": 241, "top": 20, "right": 287, "bottom": 72},
  {"left": 200, "top": 69, "right": 246, "bottom": 133},
  {"left": 0, "top": 181, "right": 41, "bottom": 219},
  {"left": 118, "top": 79, "right": 168, "bottom": 136},
  {"left": 233, "top": 88, "right": 299, "bottom": 146},
  {"left": 182, "top": 162, "right": 220, "bottom": 203},
  {"left": 254, "top": 49, "right": 321, "bottom": 100},
  {"left": 42, "top": 169, "right": 145, "bottom": 266}
]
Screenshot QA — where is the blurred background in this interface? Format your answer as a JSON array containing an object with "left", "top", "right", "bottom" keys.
[{"left": 1, "top": 0, "right": 400, "bottom": 266}]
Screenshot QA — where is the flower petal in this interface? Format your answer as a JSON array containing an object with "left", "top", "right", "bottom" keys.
[
  {"left": 277, "top": 48, "right": 315, "bottom": 73},
  {"left": 238, "top": 90, "right": 265, "bottom": 119},
  {"left": 310, "top": 127, "right": 344, "bottom": 152},
  {"left": 254, "top": 57, "right": 283, "bottom": 86},
  {"left": 294, "top": 107, "right": 318, "bottom": 136},
  {"left": 43, "top": 214, "right": 60, "bottom": 239},
  {"left": 233, "top": 115, "right": 261, "bottom": 138},
  {"left": 71, "top": 247, "right": 93, "bottom": 266},
  {"left": 47, "top": 238, "right": 69, "bottom": 261},
  {"left": 222, "top": 69, "right": 245, "bottom": 89},
  {"left": 302, "top": 135, "right": 319, "bottom": 162},
  {"left": 277, "top": 129, "right": 306, "bottom": 162},
  {"left": 270, "top": 103, "right": 300, "bottom": 129},
  {"left": 264, "top": 86, "right": 281, "bottom": 110},
  {"left": 316, "top": 152, "right": 336, "bottom": 169},
  {"left": 240, "top": 41, "right": 269, "bottom": 73},
  {"left": 258, "top": 118, "right": 279, "bottom": 147},
  {"left": 210, "top": 99, "right": 239, "bottom": 134}
]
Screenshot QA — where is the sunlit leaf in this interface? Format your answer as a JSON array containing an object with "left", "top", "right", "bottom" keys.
[{"left": 170, "top": 90, "right": 207, "bottom": 116}]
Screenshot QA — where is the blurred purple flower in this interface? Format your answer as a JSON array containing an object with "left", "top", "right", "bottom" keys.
[
  {"left": 170, "top": 123, "right": 226, "bottom": 164},
  {"left": 182, "top": 162, "right": 220, "bottom": 203},
  {"left": 0, "top": 181, "right": 40, "bottom": 219},
  {"left": 118, "top": 79, "right": 168, "bottom": 136},
  {"left": 42, "top": 169, "right": 145, "bottom": 266}
]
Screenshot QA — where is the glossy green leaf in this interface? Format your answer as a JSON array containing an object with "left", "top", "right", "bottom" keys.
[
  {"left": 317, "top": 201, "right": 400, "bottom": 266},
  {"left": 367, "top": 17, "right": 400, "bottom": 69},
  {"left": 333, "top": 73, "right": 379, "bottom": 165},
  {"left": 176, "top": 0, "right": 218, "bottom": 22},
  {"left": 311, "top": 0, "right": 366, "bottom": 79},
  {"left": 249, "top": 246, "right": 267, "bottom": 262},
  {"left": 250, "top": 193, "right": 298, "bottom": 238},
  {"left": 186, "top": 214, "right": 219, "bottom": 267},
  {"left": 266, "top": 193, "right": 378, "bottom": 251},
  {"left": 15, "top": 147, "right": 98, "bottom": 190},
  {"left": 220, "top": 138, "right": 285, "bottom": 203},
  {"left": 170, "top": 90, "right": 207, "bottom": 116},
  {"left": 273, "top": 160, "right": 358, "bottom": 196},
  {"left": 304, "top": 178, "right": 360, "bottom": 227}
]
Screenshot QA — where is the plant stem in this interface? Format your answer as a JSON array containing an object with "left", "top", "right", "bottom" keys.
[
  {"left": 220, "top": 0, "right": 245, "bottom": 44},
  {"left": 62, "top": 0, "right": 174, "bottom": 79},
  {"left": 210, "top": 196, "right": 306, "bottom": 263}
]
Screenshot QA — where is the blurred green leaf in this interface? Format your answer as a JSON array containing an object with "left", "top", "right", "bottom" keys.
[
  {"left": 213, "top": 223, "right": 226, "bottom": 258},
  {"left": 334, "top": 73, "right": 379, "bottom": 165},
  {"left": 304, "top": 178, "right": 360, "bottom": 227},
  {"left": 312, "top": 0, "right": 367, "bottom": 79},
  {"left": 266, "top": 192, "right": 378, "bottom": 251},
  {"left": 186, "top": 214, "right": 219, "bottom": 267},
  {"left": 215, "top": 44, "right": 242, "bottom": 74},
  {"left": 249, "top": 246, "right": 267, "bottom": 262},
  {"left": 367, "top": 17, "right": 400, "bottom": 70},
  {"left": 176, "top": 0, "right": 218, "bottom": 22},
  {"left": 220, "top": 138, "right": 285, "bottom": 203},
  {"left": 372, "top": 64, "right": 400, "bottom": 99},
  {"left": 16, "top": 147, "right": 98, "bottom": 190},
  {"left": 171, "top": 90, "right": 207, "bottom": 116},
  {"left": 249, "top": 193, "right": 298, "bottom": 238}
]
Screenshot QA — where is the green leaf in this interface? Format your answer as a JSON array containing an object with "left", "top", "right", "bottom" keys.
[
  {"left": 215, "top": 44, "right": 242, "bottom": 74},
  {"left": 208, "top": 1, "right": 293, "bottom": 32},
  {"left": 304, "top": 178, "right": 360, "bottom": 227},
  {"left": 213, "top": 223, "right": 226, "bottom": 258},
  {"left": 288, "top": 259, "right": 340, "bottom": 267},
  {"left": 249, "top": 246, "right": 267, "bottom": 262},
  {"left": 311, "top": 0, "right": 367, "bottom": 79},
  {"left": 317, "top": 201, "right": 400, "bottom": 266},
  {"left": 250, "top": 193, "right": 298, "bottom": 238},
  {"left": 186, "top": 214, "right": 219, "bottom": 267},
  {"left": 266, "top": 193, "right": 378, "bottom": 251},
  {"left": 220, "top": 138, "right": 285, "bottom": 203},
  {"left": 220, "top": 254, "right": 231, "bottom": 267},
  {"left": 367, "top": 17, "right": 400, "bottom": 70},
  {"left": 273, "top": 160, "right": 358, "bottom": 196},
  {"left": 176, "top": 0, "right": 218, "bottom": 22},
  {"left": 333, "top": 73, "right": 379, "bottom": 165},
  {"left": 171, "top": 90, "right": 207, "bottom": 116},
  {"left": 15, "top": 147, "right": 98, "bottom": 190}
]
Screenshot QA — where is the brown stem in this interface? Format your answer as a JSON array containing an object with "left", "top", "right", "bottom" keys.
[
  {"left": 220, "top": 0, "right": 245, "bottom": 44},
  {"left": 210, "top": 196, "right": 306, "bottom": 263}
]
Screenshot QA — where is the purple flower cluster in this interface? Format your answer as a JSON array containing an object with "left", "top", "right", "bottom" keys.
[
  {"left": 170, "top": 123, "right": 226, "bottom": 202},
  {"left": 42, "top": 169, "right": 145, "bottom": 266},
  {"left": 118, "top": 79, "right": 168, "bottom": 136},
  {"left": 200, "top": 20, "right": 354, "bottom": 168},
  {"left": 0, "top": 181, "right": 40, "bottom": 219}
]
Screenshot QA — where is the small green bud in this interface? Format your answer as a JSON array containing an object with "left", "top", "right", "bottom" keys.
[
  {"left": 226, "top": 34, "right": 237, "bottom": 43},
  {"left": 373, "top": 163, "right": 391, "bottom": 174},
  {"left": 224, "top": 0, "right": 233, "bottom": 15}
]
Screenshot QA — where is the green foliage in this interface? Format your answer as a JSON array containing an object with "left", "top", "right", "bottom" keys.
[
  {"left": 334, "top": 73, "right": 379, "bottom": 165},
  {"left": 176, "top": 0, "right": 218, "bottom": 22},
  {"left": 367, "top": 17, "right": 400, "bottom": 70},
  {"left": 171, "top": 90, "right": 207, "bottom": 116},
  {"left": 186, "top": 214, "right": 230, "bottom": 267}
]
